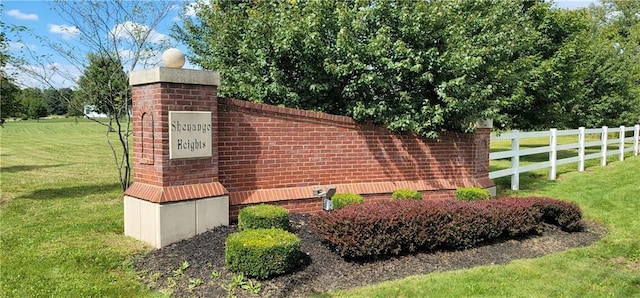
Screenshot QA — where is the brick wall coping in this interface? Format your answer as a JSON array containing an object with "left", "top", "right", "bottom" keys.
[
  {"left": 129, "top": 67, "right": 220, "bottom": 86},
  {"left": 220, "top": 98, "right": 359, "bottom": 128}
]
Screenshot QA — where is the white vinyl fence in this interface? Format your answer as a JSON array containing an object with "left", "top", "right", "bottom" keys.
[{"left": 490, "top": 125, "right": 640, "bottom": 190}]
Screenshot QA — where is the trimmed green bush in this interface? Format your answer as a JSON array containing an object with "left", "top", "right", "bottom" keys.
[
  {"left": 238, "top": 204, "right": 289, "bottom": 231},
  {"left": 332, "top": 193, "right": 364, "bottom": 210},
  {"left": 225, "top": 228, "right": 302, "bottom": 279},
  {"left": 391, "top": 189, "right": 422, "bottom": 200},
  {"left": 455, "top": 187, "right": 491, "bottom": 201}
]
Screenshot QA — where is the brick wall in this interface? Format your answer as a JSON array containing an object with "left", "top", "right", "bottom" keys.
[
  {"left": 218, "top": 98, "right": 493, "bottom": 216},
  {"left": 126, "top": 79, "right": 493, "bottom": 216}
]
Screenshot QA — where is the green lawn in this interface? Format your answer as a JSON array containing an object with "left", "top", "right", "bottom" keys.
[
  {"left": 1, "top": 120, "right": 639, "bottom": 297},
  {"left": 0, "top": 119, "right": 151, "bottom": 297}
]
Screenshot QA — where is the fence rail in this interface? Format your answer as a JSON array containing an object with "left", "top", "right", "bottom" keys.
[{"left": 489, "top": 125, "right": 640, "bottom": 190}]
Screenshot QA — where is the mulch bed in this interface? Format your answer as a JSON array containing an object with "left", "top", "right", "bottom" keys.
[{"left": 132, "top": 213, "right": 606, "bottom": 297}]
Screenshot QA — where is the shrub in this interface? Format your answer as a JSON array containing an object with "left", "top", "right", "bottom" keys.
[
  {"left": 310, "top": 197, "right": 581, "bottom": 259},
  {"left": 225, "top": 228, "right": 302, "bottom": 279},
  {"left": 455, "top": 187, "right": 491, "bottom": 201},
  {"left": 331, "top": 193, "right": 364, "bottom": 210},
  {"left": 527, "top": 197, "right": 583, "bottom": 231},
  {"left": 391, "top": 189, "right": 422, "bottom": 200},
  {"left": 238, "top": 204, "right": 289, "bottom": 231}
]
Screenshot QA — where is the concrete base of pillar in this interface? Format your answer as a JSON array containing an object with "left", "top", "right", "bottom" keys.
[{"left": 124, "top": 195, "right": 229, "bottom": 248}]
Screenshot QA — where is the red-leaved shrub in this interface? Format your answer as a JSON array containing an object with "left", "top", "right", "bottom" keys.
[
  {"left": 525, "top": 197, "right": 583, "bottom": 232},
  {"left": 310, "top": 197, "right": 582, "bottom": 259}
]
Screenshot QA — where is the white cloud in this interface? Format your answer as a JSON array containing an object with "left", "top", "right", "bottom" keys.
[
  {"left": 48, "top": 24, "right": 80, "bottom": 40},
  {"left": 7, "top": 9, "right": 39, "bottom": 21},
  {"left": 111, "top": 21, "right": 168, "bottom": 44},
  {"left": 174, "top": 1, "right": 211, "bottom": 21},
  {"left": 4, "top": 62, "right": 80, "bottom": 89},
  {"left": 8, "top": 41, "right": 36, "bottom": 51},
  {"left": 184, "top": 1, "right": 200, "bottom": 17},
  {"left": 116, "top": 48, "right": 162, "bottom": 70}
]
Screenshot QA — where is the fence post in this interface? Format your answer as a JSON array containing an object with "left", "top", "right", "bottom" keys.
[
  {"left": 578, "top": 127, "right": 585, "bottom": 172},
  {"left": 619, "top": 126, "right": 625, "bottom": 161},
  {"left": 549, "top": 128, "right": 557, "bottom": 180},
  {"left": 634, "top": 124, "right": 639, "bottom": 156},
  {"left": 511, "top": 130, "right": 520, "bottom": 191},
  {"left": 601, "top": 126, "right": 608, "bottom": 166}
]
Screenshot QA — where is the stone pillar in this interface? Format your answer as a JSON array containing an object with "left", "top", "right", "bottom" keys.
[{"left": 124, "top": 67, "right": 228, "bottom": 248}]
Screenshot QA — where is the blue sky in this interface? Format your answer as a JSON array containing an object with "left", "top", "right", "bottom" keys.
[
  {"left": 2, "top": 0, "right": 597, "bottom": 89},
  {"left": 3, "top": 0, "right": 196, "bottom": 88}
]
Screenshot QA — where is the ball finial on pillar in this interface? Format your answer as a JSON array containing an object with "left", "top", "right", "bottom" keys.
[{"left": 162, "top": 48, "right": 185, "bottom": 69}]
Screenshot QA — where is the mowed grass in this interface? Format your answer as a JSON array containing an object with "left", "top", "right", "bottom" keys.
[
  {"left": 490, "top": 133, "right": 637, "bottom": 193},
  {"left": 2, "top": 120, "right": 639, "bottom": 297},
  {"left": 0, "top": 119, "right": 152, "bottom": 297}
]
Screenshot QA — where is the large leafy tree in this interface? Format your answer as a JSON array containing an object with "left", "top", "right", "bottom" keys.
[
  {"left": 494, "top": 2, "right": 591, "bottom": 130},
  {"left": 176, "top": 0, "right": 639, "bottom": 135},
  {"left": 551, "top": 1, "right": 640, "bottom": 128},
  {"left": 504, "top": 0, "right": 640, "bottom": 129},
  {"left": 176, "top": 0, "right": 541, "bottom": 137}
]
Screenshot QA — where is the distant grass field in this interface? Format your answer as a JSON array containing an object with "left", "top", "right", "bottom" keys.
[{"left": 1, "top": 119, "right": 639, "bottom": 297}]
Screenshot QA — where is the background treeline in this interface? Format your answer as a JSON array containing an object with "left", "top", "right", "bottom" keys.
[
  {"left": 175, "top": 0, "right": 639, "bottom": 137},
  {"left": 0, "top": 86, "right": 83, "bottom": 120}
]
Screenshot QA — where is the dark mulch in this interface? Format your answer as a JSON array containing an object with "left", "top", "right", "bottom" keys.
[{"left": 132, "top": 213, "right": 606, "bottom": 297}]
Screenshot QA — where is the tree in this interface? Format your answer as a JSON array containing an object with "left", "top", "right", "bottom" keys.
[
  {"left": 68, "top": 91, "right": 85, "bottom": 118},
  {"left": 493, "top": 2, "right": 592, "bottom": 130},
  {"left": 9, "top": 0, "right": 178, "bottom": 190},
  {"left": 0, "top": 76, "right": 21, "bottom": 120},
  {"left": 43, "top": 87, "right": 72, "bottom": 116},
  {"left": 176, "top": 0, "right": 639, "bottom": 134},
  {"left": 0, "top": 4, "right": 22, "bottom": 120},
  {"left": 28, "top": 99, "right": 49, "bottom": 120},
  {"left": 17, "top": 88, "right": 48, "bottom": 120},
  {"left": 175, "top": 0, "right": 542, "bottom": 138},
  {"left": 501, "top": 1, "right": 640, "bottom": 129},
  {"left": 77, "top": 53, "right": 130, "bottom": 117},
  {"left": 553, "top": 1, "right": 640, "bottom": 128}
]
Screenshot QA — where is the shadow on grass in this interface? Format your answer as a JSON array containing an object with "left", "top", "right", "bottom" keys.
[
  {"left": 17, "top": 183, "right": 121, "bottom": 200},
  {"left": 0, "top": 164, "right": 70, "bottom": 173}
]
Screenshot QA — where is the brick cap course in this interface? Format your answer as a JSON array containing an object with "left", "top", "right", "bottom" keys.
[
  {"left": 220, "top": 97, "right": 357, "bottom": 126},
  {"left": 125, "top": 182, "right": 228, "bottom": 203},
  {"left": 129, "top": 67, "right": 220, "bottom": 86},
  {"left": 229, "top": 178, "right": 494, "bottom": 206}
]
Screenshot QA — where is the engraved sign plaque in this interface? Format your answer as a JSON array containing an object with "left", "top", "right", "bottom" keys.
[{"left": 169, "top": 111, "right": 212, "bottom": 159}]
